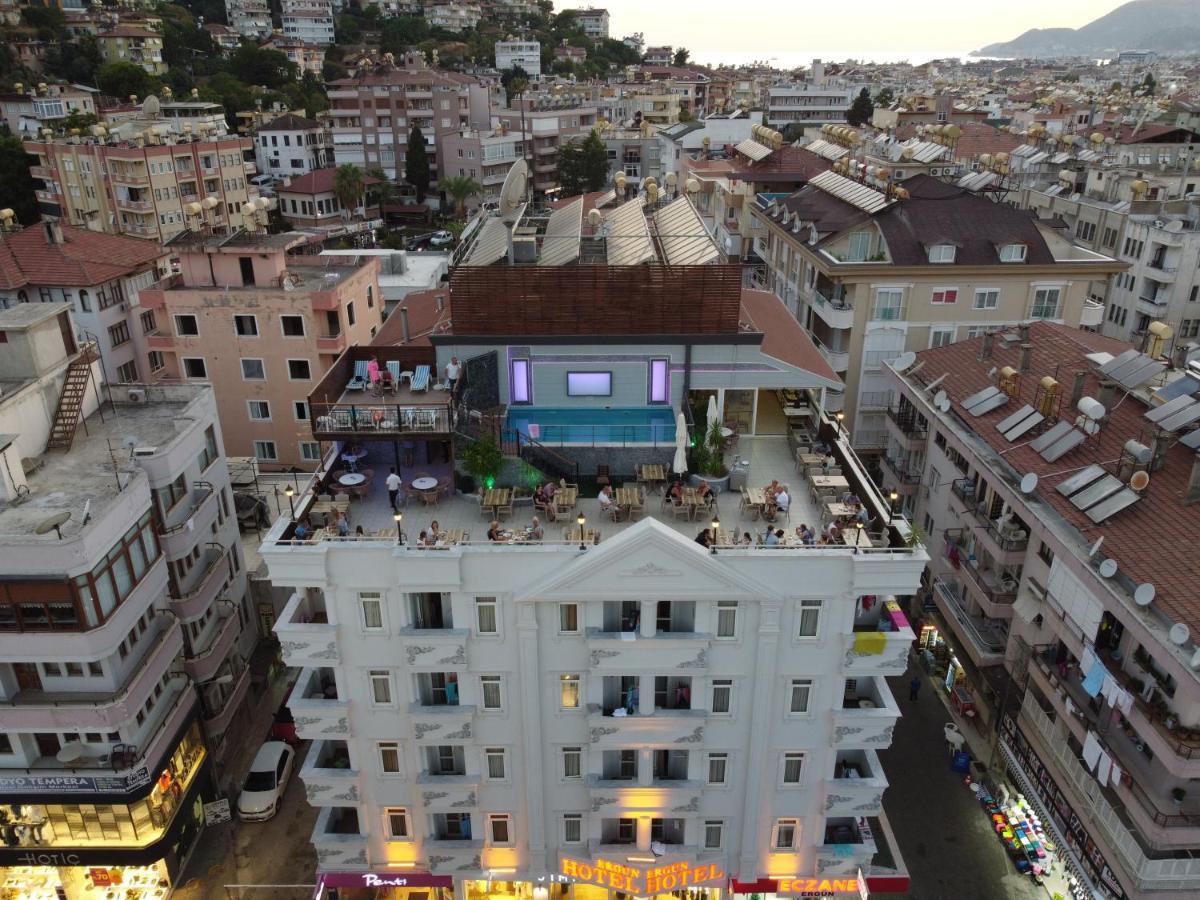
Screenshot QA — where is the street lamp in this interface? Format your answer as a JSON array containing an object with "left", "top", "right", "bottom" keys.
[
  {"left": 835, "top": 411, "right": 845, "bottom": 437},
  {"left": 394, "top": 511, "right": 404, "bottom": 545},
  {"left": 577, "top": 512, "right": 587, "bottom": 550},
  {"left": 283, "top": 484, "right": 295, "bottom": 517},
  {"left": 710, "top": 516, "right": 720, "bottom": 554},
  {"left": 889, "top": 490, "right": 899, "bottom": 515}
]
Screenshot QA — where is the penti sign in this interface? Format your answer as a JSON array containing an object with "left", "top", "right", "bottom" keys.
[{"left": 560, "top": 857, "right": 725, "bottom": 893}]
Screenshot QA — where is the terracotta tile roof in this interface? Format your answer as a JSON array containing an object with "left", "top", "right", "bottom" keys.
[
  {"left": 1092, "top": 123, "right": 1200, "bottom": 144},
  {"left": 911, "top": 322, "right": 1200, "bottom": 636},
  {"left": 0, "top": 224, "right": 163, "bottom": 290},
  {"left": 371, "top": 288, "right": 450, "bottom": 347},
  {"left": 730, "top": 145, "right": 832, "bottom": 184},
  {"left": 259, "top": 112, "right": 320, "bottom": 132},
  {"left": 99, "top": 25, "right": 158, "bottom": 38},
  {"left": 279, "top": 168, "right": 379, "bottom": 195},
  {"left": 895, "top": 122, "right": 1023, "bottom": 161},
  {"left": 740, "top": 288, "right": 840, "bottom": 386}
]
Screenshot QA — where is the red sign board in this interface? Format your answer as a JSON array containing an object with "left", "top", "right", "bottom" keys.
[{"left": 89, "top": 869, "right": 112, "bottom": 887}]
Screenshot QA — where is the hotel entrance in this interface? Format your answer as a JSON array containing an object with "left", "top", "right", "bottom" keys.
[{"left": 459, "top": 880, "right": 724, "bottom": 900}]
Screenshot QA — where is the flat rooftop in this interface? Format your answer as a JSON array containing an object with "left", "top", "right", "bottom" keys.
[
  {"left": 0, "top": 394, "right": 198, "bottom": 541},
  {"left": 164, "top": 229, "right": 311, "bottom": 252}
]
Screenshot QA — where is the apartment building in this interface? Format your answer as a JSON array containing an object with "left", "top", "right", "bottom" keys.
[
  {"left": 224, "top": 0, "right": 272, "bottom": 40},
  {"left": 281, "top": 7, "right": 335, "bottom": 46},
  {"left": 139, "top": 229, "right": 384, "bottom": 470},
  {"left": 601, "top": 125, "right": 663, "bottom": 186},
  {"left": 0, "top": 83, "right": 97, "bottom": 136},
  {"left": 0, "top": 304, "right": 252, "bottom": 896},
  {"left": 326, "top": 54, "right": 492, "bottom": 188},
  {"left": 97, "top": 26, "right": 166, "bottom": 76},
  {"left": 425, "top": 2, "right": 482, "bottom": 31},
  {"left": 495, "top": 39, "right": 541, "bottom": 76},
  {"left": 276, "top": 168, "right": 382, "bottom": 234},
  {"left": 496, "top": 100, "right": 597, "bottom": 194},
  {"left": 0, "top": 221, "right": 168, "bottom": 385},
  {"left": 204, "top": 22, "right": 242, "bottom": 54},
  {"left": 259, "top": 184, "right": 925, "bottom": 894},
  {"left": 262, "top": 36, "right": 327, "bottom": 79},
  {"left": 751, "top": 170, "right": 1122, "bottom": 453},
  {"left": 886, "top": 321, "right": 1200, "bottom": 899},
  {"left": 766, "top": 62, "right": 873, "bottom": 134},
  {"left": 596, "top": 88, "right": 679, "bottom": 127},
  {"left": 571, "top": 5, "right": 609, "bottom": 39},
  {"left": 25, "top": 117, "right": 259, "bottom": 244},
  {"left": 440, "top": 126, "right": 529, "bottom": 207},
  {"left": 254, "top": 112, "right": 333, "bottom": 177},
  {"left": 643, "top": 45, "right": 672, "bottom": 66}
]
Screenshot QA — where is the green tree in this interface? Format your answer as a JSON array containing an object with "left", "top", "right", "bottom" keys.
[
  {"left": 334, "top": 164, "right": 365, "bottom": 217},
  {"left": 847, "top": 87, "right": 874, "bottom": 126},
  {"left": 366, "top": 166, "right": 395, "bottom": 206},
  {"left": 672, "top": 47, "right": 690, "bottom": 67},
  {"left": 97, "top": 62, "right": 158, "bottom": 102},
  {"left": 405, "top": 125, "right": 431, "bottom": 198},
  {"left": 62, "top": 111, "right": 99, "bottom": 132},
  {"left": 1142, "top": 72, "right": 1157, "bottom": 96},
  {"left": 379, "top": 15, "right": 430, "bottom": 55},
  {"left": 501, "top": 65, "right": 529, "bottom": 105},
  {"left": 874, "top": 87, "right": 895, "bottom": 108},
  {"left": 21, "top": 4, "right": 65, "bottom": 40},
  {"left": 42, "top": 36, "right": 103, "bottom": 86},
  {"left": 677, "top": 108, "right": 694, "bottom": 123},
  {"left": 229, "top": 45, "right": 297, "bottom": 90},
  {"left": 556, "top": 131, "right": 609, "bottom": 195},
  {"left": 0, "top": 135, "right": 39, "bottom": 227},
  {"left": 337, "top": 13, "right": 362, "bottom": 43},
  {"left": 441, "top": 174, "right": 482, "bottom": 217}
]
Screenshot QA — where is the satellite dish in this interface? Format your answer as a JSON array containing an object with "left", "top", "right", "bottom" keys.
[
  {"left": 498, "top": 159, "right": 529, "bottom": 220},
  {"left": 1129, "top": 470, "right": 1150, "bottom": 492},
  {"left": 1169, "top": 623, "right": 1190, "bottom": 645},
  {"left": 1191, "top": 648, "right": 1200, "bottom": 669},
  {"left": 892, "top": 351, "right": 916, "bottom": 372},
  {"left": 35, "top": 511, "right": 72, "bottom": 540},
  {"left": 1020, "top": 473, "right": 1039, "bottom": 494},
  {"left": 1099, "top": 559, "right": 1118, "bottom": 578},
  {"left": 1134, "top": 583, "right": 1155, "bottom": 606},
  {"left": 1088, "top": 536, "right": 1104, "bottom": 557},
  {"left": 934, "top": 390, "right": 950, "bottom": 412}
]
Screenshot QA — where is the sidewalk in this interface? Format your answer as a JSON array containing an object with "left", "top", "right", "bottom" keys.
[{"left": 878, "top": 657, "right": 1042, "bottom": 900}]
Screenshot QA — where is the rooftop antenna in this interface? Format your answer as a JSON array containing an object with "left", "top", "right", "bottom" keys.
[
  {"left": 924, "top": 373, "right": 948, "bottom": 394},
  {"left": 498, "top": 159, "right": 529, "bottom": 264},
  {"left": 891, "top": 351, "right": 916, "bottom": 372},
  {"left": 1133, "top": 583, "right": 1155, "bottom": 607},
  {"left": 35, "top": 511, "right": 72, "bottom": 540},
  {"left": 933, "top": 390, "right": 950, "bottom": 413}
]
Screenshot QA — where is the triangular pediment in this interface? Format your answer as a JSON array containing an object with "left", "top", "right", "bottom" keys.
[{"left": 514, "top": 519, "right": 779, "bottom": 601}]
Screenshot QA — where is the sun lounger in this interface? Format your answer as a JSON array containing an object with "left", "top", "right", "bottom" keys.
[
  {"left": 386, "top": 361, "right": 402, "bottom": 385},
  {"left": 410, "top": 364, "right": 431, "bottom": 392},
  {"left": 348, "top": 360, "right": 370, "bottom": 391}
]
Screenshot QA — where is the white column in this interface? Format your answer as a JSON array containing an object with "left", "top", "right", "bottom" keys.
[
  {"left": 636, "top": 817, "right": 652, "bottom": 852},
  {"left": 640, "top": 600, "right": 656, "bottom": 638},
  {"left": 737, "top": 600, "right": 783, "bottom": 877},
  {"left": 638, "top": 676, "right": 654, "bottom": 716},
  {"left": 515, "top": 602, "right": 547, "bottom": 866},
  {"left": 638, "top": 748, "right": 653, "bottom": 787}
]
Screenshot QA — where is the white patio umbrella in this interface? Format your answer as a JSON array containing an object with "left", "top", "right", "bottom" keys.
[
  {"left": 672, "top": 411, "right": 688, "bottom": 475},
  {"left": 706, "top": 394, "right": 720, "bottom": 433}
]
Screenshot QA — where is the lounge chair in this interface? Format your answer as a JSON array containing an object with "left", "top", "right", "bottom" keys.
[
  {"left": 386, "top": 361, "right": 402, "bottom": 387},
  {"left": 410, "top": 364, "right": 431, "bottom": 392},
  {"left": 348, "top": 360, "right": 370, "bottom": 391}
]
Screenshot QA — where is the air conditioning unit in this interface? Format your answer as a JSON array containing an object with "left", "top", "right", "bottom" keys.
[
  {"left": 127, "top": 388, "right": 146, "bottom": 403},
  {"left": 133, "top": 446, "right": 158, "bottom": 456}
]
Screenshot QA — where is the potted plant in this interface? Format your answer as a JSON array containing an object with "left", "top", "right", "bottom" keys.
[
  {"left": 461, "top": 438, "right": 503, "bottom": 493},
  {"left": 1172, "top": 787, "right": 1186, "bottom": 808},
  {"left": 689, "top": 420, "right": 730, "bottom": 492}
]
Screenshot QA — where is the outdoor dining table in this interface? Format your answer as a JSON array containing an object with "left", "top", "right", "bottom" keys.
[
  {"left": 339, "top": 473, "right": 366, "bottom": 486},
  {"left": 825, "top": 501, "right": 856, "bottom": 520},
  {"left": 554, "top": 486, "right": 579, "bottom": 513},
  {"left": 637, "top": 464, "right": 666, "bottom": 492},
  {"left": 614, "top": 487, "right": 642, "bottom": 519},
  {"left": 310, "top": 499, "right": 350, "bottom": 520},
  {"left": 411, "top": 476, "right": 439, "bottom": 492},
  {"left": 840, "top": 528, "right": 873, "bottom": 548},
  {"left": 482, "top": 487, "right": 512, "bottom": 516},
  {"left": 811, "top": 475, "right": 850, "bottom": 492},
  {"left": 563, "top": 527, "right": 599, "bottom": 544},
  {"left": 798, "top": 452, "right": 825, "bottom": 468}
]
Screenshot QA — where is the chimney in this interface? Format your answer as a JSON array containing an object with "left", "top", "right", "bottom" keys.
[
  {"left": 1150, "top": 427, "right": 1171, "bottom": 472},
  {"left": 1018, "top": 323, "right": 1030, "bottom": 343},
  {"left": 1069, "top": 370, "right": 1087, "bottom": 407},
  {"left": 1097, "top": 378, "right": 1117, "bottom": 409},
  {"left": 1018, "top": 343, "right": 1033, "bottom": 374},
  {"left": 978, "top": 331, "right": 994, "bottom": 361},
  {"left": 436, "top": 294, "right": 445, "bottom": 312},
  {"left": 399, "top": 305, "right": 410, "bottom": 343},
  {"left": 42, "top": 220, "right": 63, "bottom": 245},
  {"left": 1186, "top": 454, "right": 1200, "bottom": 504}
]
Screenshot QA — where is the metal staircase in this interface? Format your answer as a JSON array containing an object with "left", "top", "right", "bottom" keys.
[{"left": 45, "top": 344, "right": 98, "bottom": 452}]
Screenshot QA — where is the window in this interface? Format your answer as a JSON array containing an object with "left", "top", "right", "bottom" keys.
[
  {"left": 797, "top": 599, "right": 821, "bottom": 637},
  {"left": 116, "top": 360, "right": 138, "bottom": 383},
  {"left": 234, "top": 314, "right": 259, "bottom": 336},
  {"left": 711, "top": 679, "right": 732, "bottom": 715},
  {"left": 174, "top": 314, "right": 198, "bottom": 336},
  {"left": 931, "top": 288, "right": 958, "bottom": 305},
  {"left": 360, "top": 592, "right": 384, "bottom": 630},
  {"left": 485, "top": 747, "right": 506, "bottom": 780},
  {"left": 247, "top": 400, "right": 271, "bottom": 421},
  {"left": 281, "top": 314, "right": 305, "bottom": 337},
  {"left": 182, "top": 357, "right": 207, "bottom": 378},
  {"left": 782, "top": 752, "right": 804, "bottom": 784},
  {"left": 559, "top": 603, "right": 579, "bottom": 633},
  {"left": 789, "top": 679, "right": 812, "bottom": 714},
  {"left": 556, "top": 673, "right": 582, "bottom": 709},
  {"left": 475, "top": 597, "right": 497, "bottom": 634},
  {"left": 999, "top": 243, "right": 1028, "bottom": 263},
  {"left": 648, "top": 358, "right": 669, "bottom": 404},
  {"left": 927, "top": 244, "right": 956, "bottom": 263},
  {"left": 367, "top": 285, "right": 374, "bottom": 308},
  {"left": 973, "top": 288, "right": 1000, "bottom": 310},
  {"left": 148, "top": 351, "right": 164, "bottom": 372},
  {"left": 1037, "top": 541, "right": 1055, "bottom": 566},
  {"left": 369, "top": 669, "right": 393, "bottom": 705},
  {"left": 774, "top": 818, "right": 799, "bottom": 849},
  {"left": 252, "top": 440, "right": 277, "bottom": 461},
  {"left": 108, "top": 321, "right": 131, "bottom": 347},
  {"left": 872, "top": 288, "right": 903, "bottom": 321},
  {"left": 707, "top": 752, "right": 728, "bottom": 785},
  {"left": 481, "top": 675, "right": 502, "bottom": 710},
  {"left": 140, "top": 310, "right": 157, "bottom": 334},
  {"left": 930, "top": 327, "right": 955, "bottom": 349},
  {"left": 1101, "top": 226, "right": 1119, "bottom": 249},
  {"left": 562, "top": 746, "right": 582, "bottom": 779},
  {"left": 488, "top": 814, "right": 512, "bottom": 845},
  {"left": 384, "top": 807, "right": 410, "bottom": 839},
  {"left": 704, "top": 820, "right": 723, "bottom": 849},
  {"left": 716, "top": 600, "right": 737, "bottom": 638},
  {"left": 510, "top": 358, "right": 531, "bottom": 404},
  {"left": 846, "top": 231, "right": 872, "bottom": 261},
  {"left": 300, "top": 442, "right": 321, "bottom": 462},
  {"left": 287, "top": 359, "right": 311, "bottom": 380},
  {"left": 378, "top": 741, "right": 401, "bottom": 774},
  {"left": 1075, "top": 220, "right": 1097, "bottom": 242},
  {"left": 241, "top": 358, "right": 265, "bottom": 380},
  {"left": 563, "top": 814, "right": 582, "bottom": 844},
  {"left": 1031, "top": 287, "right": 1061, "bottom": 319},
  {"left": 347, "top": 302, "right": 356, "bottom": 327},
  {"left": 77, "top": 289, "right": 91, "bottom": 312}
]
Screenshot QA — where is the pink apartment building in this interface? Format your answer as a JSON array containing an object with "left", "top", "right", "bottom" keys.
[{"left": 139, "top": 230, "right": 383, "bottom": 469}]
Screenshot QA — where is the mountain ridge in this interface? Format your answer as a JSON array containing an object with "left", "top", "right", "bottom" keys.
[{"left": 973, "top": 0, "right": 1200, "bottom": 57}]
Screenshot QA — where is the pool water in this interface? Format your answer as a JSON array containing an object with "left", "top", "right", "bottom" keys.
[{"left": 507, "top": 407, "right": 677, "bottom": 445}]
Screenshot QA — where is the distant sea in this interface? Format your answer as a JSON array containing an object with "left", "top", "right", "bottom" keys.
[{"left": 691, "top": 49, "right": 995, "bottom": 69}]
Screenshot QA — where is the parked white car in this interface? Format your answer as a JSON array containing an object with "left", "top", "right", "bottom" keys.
[{"left": 236, "top": 741, "right": 294, "bottom": 822}]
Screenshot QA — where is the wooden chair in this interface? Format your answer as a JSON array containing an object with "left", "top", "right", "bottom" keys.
[
  {"left": 318, "top": 493, "right": 333, "bottom": 503},
  {"left": 671, "top": 500, "right": 691, "bottom": 521},
  {"left": 334, "top": 492, "right": 350, "bottom": 504},
  {"left": 496, "top": 494, "right": 513, "bottom": 519},
  {"left": 437, "top": 476, "right": 454, "bottom": 499},
  {"left": 828, "top": 467, "right": 843, "bottom": 477},
  {"left": 421, "top": 490, "right": 440, "bottom": 507}
]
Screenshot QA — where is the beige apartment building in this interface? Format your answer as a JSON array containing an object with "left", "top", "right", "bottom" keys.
[
  {"left": 752, "top": 170, "right": 1122, "bottom": 452},
  {"left": 97, "top": 25, "right": 166, "bottom": 76},
  {"left": 138, "top": 231, "right": 383, "bottom": 469},
  {"left": 26, "top": 130, "right": 259, "bottom": 243},
  {"left": 495, "top": 99, "right": 597, "bottom": 194}
]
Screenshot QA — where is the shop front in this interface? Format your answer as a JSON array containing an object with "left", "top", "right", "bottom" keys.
[{"left": 315, "top": 871, "right": 454, "bottom": 900}]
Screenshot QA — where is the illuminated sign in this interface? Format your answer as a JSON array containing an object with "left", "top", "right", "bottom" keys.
[
  {"left": 0, "top": 767, "right": 151, "bottom": 794},
  {"left": 775, "top": 878, "right": 862, "bottom": 896},
  {"left": 559, "top": 857, "right": 725, "bottom": 893}
]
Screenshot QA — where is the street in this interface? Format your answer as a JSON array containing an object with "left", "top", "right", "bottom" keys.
[{"left": 878, "top": 660, "right": 1042, "bottom": 900}]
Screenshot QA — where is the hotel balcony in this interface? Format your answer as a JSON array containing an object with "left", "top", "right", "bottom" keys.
[
  {"left": 884, "top": 406, "right": 928, "bottom": 451},
  {"left": 116, "top": 196, "right": 154, "bottom": 213},
  {"left": 831, "top": 677, "right": 901, "bottom": 748},
  {"left": 184, "top": 606, "right": 241, "bottom": 683},
  {"left": 407, "top": 697, "right": 476, "bottom": 740},
  {"left": 816, "top": 816, "right": 879, "bottom": 875},
  {"left": 30, "top": 165, "right": 54, "bottom": 179},
  {"left": 0, "top": 616, "right": 184, "bottom": 732},
  {"left": 301, "top": 739, "right": 360, "bottom": 807},
  {"left": 810, "top": 288, "right": 855, "bottom": 330},
  {"left": 843, "top": 616, "right": 914, "bottom": 676},
  {"left": 111, "top": 170, "right": 150, "bottom": 185},
  {"left": 879, "top": 453, "right": 921, "bottom": 496},
  {"left": 932, "top": 578, "right": 1007, "bottom": 667},
  {"left": 825, "top": 750, "right": 888, "bottom": 817},
  {"left": 585, "top": 704, "right": 707, "bottom": 745},
  {"left": 170, "top": 543, "right": 231, "bottom": 620},
  {"left": 316, "top": 331, "right": 347, "bottom": 354},
  {"left": 275, "top": 590, "right": 340, "bottom": 667},
  {"left": 414, "top": 772, "right": 481, "bottom": 810},
  {"left": 311, "top": 806, "right": 368, "bottom": 871},
  {"left": 949, "top": 479, "right": 1028, "bottom": 564},
  {"left": 1081, "top": 298, "right": 1104, "bottom": 329},
  {"left": 811, "top": 333, "right": 850, "bottom": 373},
  {"left": 158, "top": 483, "right": 216, "bottom": 558},
  {"left": 585, "top": 779, "right": 702, "bottom": 814},
  {"left": 584, "top": 628, "right": 713, "bottom": 671},
  {"left": 292, "top": 666, "right": 351, "bottom": 739},
  {"left": 201, "top": 664, "right": 249, "bottom": 735}
]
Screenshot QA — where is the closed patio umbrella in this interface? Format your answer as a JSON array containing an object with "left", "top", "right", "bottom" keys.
[
  {"left": 672, "top": 412, "right": 688, "bottom": 475},
  {"left": 706, "top": 395, "right": 720, "bottom": 433}
]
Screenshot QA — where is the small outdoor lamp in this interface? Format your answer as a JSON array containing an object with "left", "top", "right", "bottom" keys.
[
  {"left": 577, "top": 512, "right": 587, "bottom": 549},
  {"left": 284, "top": 484, "right": 295, "bottom": 517},
  {"left": 394, "top": 511, "right": 404, "bottom": 545},
  {"left": 710, "top": 516, "right": 720, "bottom": 554},
  {"left": 889, "top": 489, "right": 899, "bottom": 514}
]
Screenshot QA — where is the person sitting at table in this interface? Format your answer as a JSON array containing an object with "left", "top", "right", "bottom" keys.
[
  {"left": 430, "top": 519, "right": 442, "bottom": 538},
  {"left": 797, "top": 524, "right": 815, "bottom": 545},
  {"left": 695, "top": 528, "right": 712, "bottom": 548},
  {"left": 534, "top": 485, "right": 558, "bottom": 521},
  {"left": 856, "top": 506, "right": 871, "bottom": 526},
  {"left": 763, "top": 527, "right": 780, "bottom": 546},
  {"left": 770, "top": 486, "right": 790, "bottom": 519},
  {"left": 764, "top": 479, "right": 781, "bottom": 499},
  {"left": 293, "top": 518, "right": 311, "bottom": 540},
  {"left": 741, "top": 531, "right": 754, "bottom": 545},
  {"left": 336, "top": 511, "right": 350, "bottom": 537},
  {"left": 488, "top": 520, "right": 504, "bottom": 542},
  {"left": 416, "top": 530, "right": 430, "bottom": 547},
  {"left": 823, "top": 453, "right": 837, "bottom": 472},
  {"left": 696, "top": 481, "right": 713, "bottom": 505},
  {"left": 598, "top": 484, "right": 615, "bottom": 512},
  {"left": 668, "top": 480, "right": 685, "bottom": 505},
  {"left": 529, "top": 516, "right": 544, "bottom": 541},
  {"left": 355, "top": 525, "right": 365, "bottom": 536},
  {"left": 829, "top": 524, "right": 843, "bottom": 543}
]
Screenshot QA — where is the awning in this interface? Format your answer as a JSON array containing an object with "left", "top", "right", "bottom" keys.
[{"left": 1013, "top": 593, "right": 1040, "bottom": 624}]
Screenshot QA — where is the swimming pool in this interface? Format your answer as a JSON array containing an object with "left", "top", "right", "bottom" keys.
[{"left": 506, "top": 407, "right": 677, "bottom": 445}]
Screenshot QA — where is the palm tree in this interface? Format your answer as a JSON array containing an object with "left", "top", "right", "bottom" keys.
[
  {"left": 333, "top": 164, "right": 365, "bottom": 219},
  {"left": 442, "top": 174, "right": 483, "bottom": 218},
  {"left": 366, "top": 166, "right": 395, "bottom": 208}
]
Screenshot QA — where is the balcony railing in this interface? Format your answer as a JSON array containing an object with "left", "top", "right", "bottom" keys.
[
  {"left": 883, "top": 454, "right": 921, "bottom": 483},
  {"left": 886, "top": 406, "right": 927, "bottom": 439},
  {"left": 310, "top": 403, "right": 452, "bottom": 437}
]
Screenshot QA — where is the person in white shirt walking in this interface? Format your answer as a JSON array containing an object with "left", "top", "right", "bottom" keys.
[
  {"left": 386, "top": 468, "right": 402, "bottom": 510},
  {"left": 445, "top": 356, "right": 461, "bottom": 392}
]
